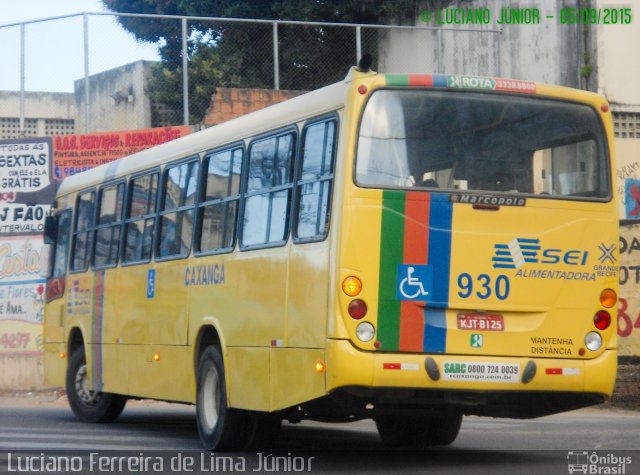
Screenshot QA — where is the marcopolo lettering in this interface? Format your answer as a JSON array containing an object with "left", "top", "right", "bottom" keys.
[{"left": 451, "top": 194, "right": 526, "bottom": 207}]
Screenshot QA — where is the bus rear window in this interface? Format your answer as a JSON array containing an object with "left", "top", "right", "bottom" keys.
[{"left": 355, "top": 90, "right": 609, "bottom": 200}]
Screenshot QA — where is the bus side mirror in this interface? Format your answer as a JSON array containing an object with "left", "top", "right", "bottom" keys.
[{"left": 43, "top": 215, "right": 58, "bottom": 245}]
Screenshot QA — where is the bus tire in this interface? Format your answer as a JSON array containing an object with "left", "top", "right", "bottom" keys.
[
  {"left": 423, "top": 411, "right": 462, "bottom": 446},
  {"left": 196, "top": 346, "right": 253, "bottom": 451},
  {"left": 375, "top": 411, "right": 462, "bottom": 447},
  {"left": 248, "top": 412, "right": 282, "bottom": 449},
  {"left": 375, "top": 416, "right": 416, "bottom": 447},
  {"left": 66, "top": 348, "right": 127, "bottom": 423}
]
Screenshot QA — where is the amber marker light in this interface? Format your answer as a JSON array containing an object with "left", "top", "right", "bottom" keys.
[
  {"left": 315, "top": 361, "right": 326, "bottom": 373},
  {"left": 600, "top": 289, "right": 617, "bottom": 308},
  {"left": 342, "top": 276, "right": 362, "bottom": 297},
  {"left": 153, "top": 353, "right": 161, "bottom": 362},
  {"left": 59, "top": 352, "right": 66, "bottom": 359}
]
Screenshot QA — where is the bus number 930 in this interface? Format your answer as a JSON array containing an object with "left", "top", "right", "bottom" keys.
[{"left": 457, "top": 273, "right": 510, "bottom": 300}]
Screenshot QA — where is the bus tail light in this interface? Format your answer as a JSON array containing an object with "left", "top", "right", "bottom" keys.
[
  {"left": 599, "top": 289, "right": 617, "bottom": 308},
  {"left": 342, "top": 276, "right": 362, "bottom": 297},
  {"left": 348, "top": 299, "right": 367, "bottom": 319},
  {"left": 593, "top": 311, "right": 611, "bottom": 330},
  {"left": 356, "top": 322, "right": 375, "bottom": 342}
]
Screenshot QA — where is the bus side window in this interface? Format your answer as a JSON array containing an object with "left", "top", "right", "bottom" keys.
[
  {"left": 52, "top": 209, "right": 72, "bottom": 278},
  {"left": 242, "top": 131, "right": 296, "bottom": 248},
  {"left": 94, "top": 182, "right": 125, "bottom": 268},
  {"left": 158, "top": 158, "right": 200, "bottom": 258},
  {"left": 123, "top": 172, "right": 159, "bottom": 264},
  {"left": 71, "top": 191, "right": 96, "bottom": 272},
  {"left": 198, "top": 147, "right": 243, "bottom": 253},
  {"left": 294, "top": 118, "right": 336, "bottom": 242}
]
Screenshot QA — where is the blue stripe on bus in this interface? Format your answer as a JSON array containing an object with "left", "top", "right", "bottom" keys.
[
  {"left": 427, "top": 193, "right": 453, "bottom": 308},
  {"left": 423, "top": 308, "right": 447, "bottom": 353}
]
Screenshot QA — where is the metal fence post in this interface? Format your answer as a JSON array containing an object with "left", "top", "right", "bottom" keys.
[
  {"left": 83, "top": 14, "right": 90, "bottom": 132},
  {"left": 436, "top": 28, "right": 443, "bottom": 74},
  {"left": 20, "top": 24, "right": 25, "bottom": 137},
  {"left": 356, "top": 25, "right": 362, "bottom": 62},
  {"left": 495, "top": 30, "right": 502, "bottom": 77},
  {"left": 182, "top": 17, "right": 190, "bottom": 126},
  {"left": 273, "top": 22, "right": 280, "bottom": 90}
]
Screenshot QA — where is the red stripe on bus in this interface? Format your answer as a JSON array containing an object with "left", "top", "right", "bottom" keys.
[
  {"left": 399, "top": 192, "right": 430, "bottom": 352},
  {"left": 408, "top": 75, "right": 435, "bottom": 87}
]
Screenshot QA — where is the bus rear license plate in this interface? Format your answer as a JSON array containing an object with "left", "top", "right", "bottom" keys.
[{"left": 457, "top": 313, "right": 504, "bottom": 331}]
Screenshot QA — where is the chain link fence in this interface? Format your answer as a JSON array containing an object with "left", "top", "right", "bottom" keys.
[{"left": 0, "top": 12, "right": 501, "bottom": 137}]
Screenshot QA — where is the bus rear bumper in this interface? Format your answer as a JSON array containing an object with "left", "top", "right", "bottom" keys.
[{"left": 324, "top": 339, "right": 616, "bottom": 417}]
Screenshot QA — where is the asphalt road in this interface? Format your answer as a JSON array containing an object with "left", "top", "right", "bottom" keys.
[{"left": 0, "top": 395, "right": 638, "bottom": 474}]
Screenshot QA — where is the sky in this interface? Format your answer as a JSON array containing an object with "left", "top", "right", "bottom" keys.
[{"left": 0, "top": 0, "right": 160, "bottom": 92}]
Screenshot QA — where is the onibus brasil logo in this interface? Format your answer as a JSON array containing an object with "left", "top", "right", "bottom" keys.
[{"left": 567, "top": 451, "right": 632, "bottom": 474}]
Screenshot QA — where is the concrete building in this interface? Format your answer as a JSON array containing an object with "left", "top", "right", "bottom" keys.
[
  {"left": 74, "top": 60, "right": 156, "bottom": 133},
  {"left": 0, "top": 60, "right": 178, "bottom": 141},
  {"left": 0, "top": 91, "right": 76, "bottom": 140}
]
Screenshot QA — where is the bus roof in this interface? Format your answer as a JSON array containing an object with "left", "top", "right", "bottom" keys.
[
  {"left": 55, "top": 69, "right": 606, "bottom": 199},
  {"left": 56, "top": 77, "right": 350, "bottom": 198}
]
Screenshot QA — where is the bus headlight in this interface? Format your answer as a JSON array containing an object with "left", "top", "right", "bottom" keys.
[
  {"left": 585, "top": 332, "right": 602, "bottom": 351},
  {"left": 356, "top": 322, "right": 375, "bottom": 342}
]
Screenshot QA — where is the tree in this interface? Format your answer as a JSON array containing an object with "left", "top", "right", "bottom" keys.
[{"left": 102, "top": 0, "right": 416, "bottom": 124}]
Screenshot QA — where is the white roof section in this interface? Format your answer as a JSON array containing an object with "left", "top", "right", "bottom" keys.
[{"left": 56, "top": 77, "right": 351, "bottom": 198}]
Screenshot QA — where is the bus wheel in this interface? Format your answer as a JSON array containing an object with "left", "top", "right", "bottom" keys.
[
  {"left": 196, "top": 346, "right": 253, "bottom": 451},
  {"left": 66, "top": 348, "right": 127, "bottom": 423},
  {"left": 375, "top": 416, "right": 416, "bottom": 447},
  {"left": 248, "top": 412, "right": 282, "bottom": 449},
  {"left": 376, "top": 411, "right": 462, "bottom": 447},
  {"left": 422, "top": 410, "right": 462, "bottom": 446}
]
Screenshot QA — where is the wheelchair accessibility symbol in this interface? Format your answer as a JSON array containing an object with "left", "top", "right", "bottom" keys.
[{"left": 396, "top": 264, "right": 433, "bottom": 301}]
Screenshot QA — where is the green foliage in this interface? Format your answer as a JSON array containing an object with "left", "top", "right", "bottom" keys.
[{"left": 103, "top": 0, "right": 415, "bottom": 123}]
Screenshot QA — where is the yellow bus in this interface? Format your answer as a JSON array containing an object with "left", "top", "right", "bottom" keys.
[{"left": 43, "top": 64, "right": 619, "bottom": 450}]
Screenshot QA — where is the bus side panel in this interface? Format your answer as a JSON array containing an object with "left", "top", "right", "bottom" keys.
[
  {"left": 44, "top": 298, "right": 66, "bottom": 387},
  {"left": 115, "top": 265, "right": 150, "bottom": 345},
  {"left": 101, "top": 343, "right": 128, "bottom": 395},
  {"left": 227, "top": 347, "right": 270, "bottom": 411},
  {"left": 269, "top": 348, "right": 326, "bottom": 411},
  {"left": 149, "top": 260, "right": 189, "bottom": 345},
  {"left": 123, "top": 344, "right": 194, "bottom": 402},
  {"left": 286, "top": 242, "right": 330, "bottom": 348},
  {"left": 43, "top": 341, "right": 66, "bottom": 387}
]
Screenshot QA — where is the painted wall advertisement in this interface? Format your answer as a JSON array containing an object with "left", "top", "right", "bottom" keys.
[
  {"left": 0, "top": 138, "right": 53, "bottom": 355},
  {"left": 616, "top": 139, "right": 640, "bottom": 220},
  {"left": 53, "top": 126, "right": 192, "bottom": 180},
  {"left": 1, "top": 128, "right": 191, "bottom": 356},
  {"left": 619, "top": 224, "right": 640, "bottom": 356},
  {"left": 0, "top": 236, "right": 47, "bottom": 354}
]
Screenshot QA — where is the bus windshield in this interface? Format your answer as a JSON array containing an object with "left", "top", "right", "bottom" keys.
[{"left": 356, "top": 90, "right": 609, "bottom": 200}]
